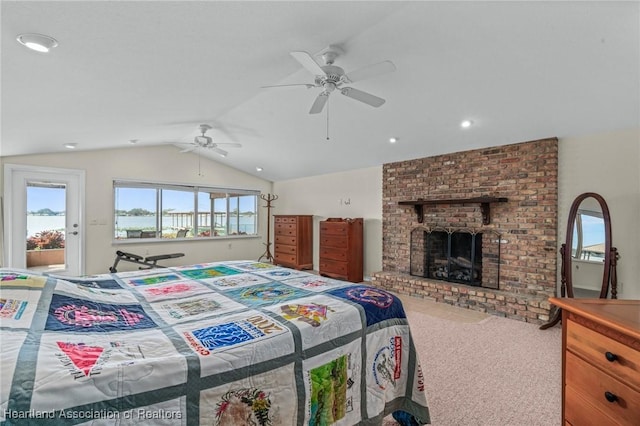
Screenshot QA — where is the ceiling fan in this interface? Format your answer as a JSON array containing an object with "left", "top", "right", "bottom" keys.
[
  {"left": 177, "top": 124, "right": 242, "bottom": 157},
  {"left": 263, "top": 45, "right": 396, "bottom": 114}
]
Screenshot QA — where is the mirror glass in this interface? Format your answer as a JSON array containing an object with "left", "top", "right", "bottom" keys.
[
  {"left": 571, "top": 197, "right": 605, "bottom": 263},
  {"left": 570, "top": 199, "right": 606, "bottom": 297},
  {"left": 564, "top": 192, "right": 615, "bottom": 300}
]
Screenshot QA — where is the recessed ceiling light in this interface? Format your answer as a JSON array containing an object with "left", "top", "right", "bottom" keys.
[
  {"left": 256, "top": 167, "right": 263, "bottom": 172},
  {"left": 16, "top": 33, "right": 58, "bottom": 53},
  {"left": 461, "top": 120, "right": 473, "bottom": 128},
  {"left": 389, "top": 137, "right": 398, "bottom": 144},
  {"left": 63, "top": 143, "right": 77, "bottom": 149}
]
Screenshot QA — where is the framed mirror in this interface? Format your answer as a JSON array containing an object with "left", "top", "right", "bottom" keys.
[
  {"left": 541, "top": 192, "right": 619, "bottom": 330},
  {"left": 562, "top": 192, "right": 617, "bottom": 299}
]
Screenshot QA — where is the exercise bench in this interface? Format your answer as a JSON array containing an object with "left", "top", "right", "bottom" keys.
[{"left": 109, "top": 250, "right": 185, "bottom": 273}]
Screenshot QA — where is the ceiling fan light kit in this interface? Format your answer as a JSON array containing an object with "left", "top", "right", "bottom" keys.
[{"left": 173, "top": 123, "right": 241, "bottom": 158}]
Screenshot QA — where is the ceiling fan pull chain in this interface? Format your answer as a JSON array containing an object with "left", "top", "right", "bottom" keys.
[{"left": 326, "top": 97, "right": 330, "bottom": 141}]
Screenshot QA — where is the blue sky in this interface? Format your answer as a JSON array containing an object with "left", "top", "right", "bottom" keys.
[{"left": 27, "top": 187, "right": 65, "bottom": 211}]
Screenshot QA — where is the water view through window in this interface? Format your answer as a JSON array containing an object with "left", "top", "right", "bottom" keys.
[{"left": 113, "top": 182, "right": 259, "bottom": 240}]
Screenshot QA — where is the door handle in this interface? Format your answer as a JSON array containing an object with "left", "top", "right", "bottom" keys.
[{"left": 69, "top": 231, "right": 78, "bottom": 235}]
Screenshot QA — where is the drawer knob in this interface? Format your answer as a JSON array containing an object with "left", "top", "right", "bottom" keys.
[
  {"left": 604, "top": 391, "right": 618, "bottom": 403},
  {"left": 605, "top": 351, "right": 618, "bottom": 362}
]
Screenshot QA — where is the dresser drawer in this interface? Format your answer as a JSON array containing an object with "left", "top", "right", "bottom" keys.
[
  {"left": 565, "top": 385, "right": 619, "bottom": 426},
  {"left": 567, "top": 319, "right": 640, "bottom": 388},
  {"left": 320, "top": 235, "right": 348, "bottom": 249},
  {"left": 275, "top": 244, "right": 297, "bottom": 255},
  {"left": 275, "top": 223, "right": 297, "bottom": 236},
  {"left": 566, "top": 351, "right": 640, "bottom": 425},
  {"left": 320, "top": 247, "right": 348, "bottom": 262},
  {"left": 274, "top": 253, "right": 296, "bottom": 266},
  {"left": 319, "top": 222, "right": 348, "bottom": 235},
  {"left": 275, "top": 216, "right": 297, "bottom": 223},
  {"left": 319, "top": 259, "right": 348, "bottom": 275},
  {"left": 275, "top": 235, "right": 296, "bottom": 246}
]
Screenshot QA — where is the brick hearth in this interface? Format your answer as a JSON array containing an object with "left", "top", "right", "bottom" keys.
[{"left": 371, "top": 138, "right": 558, "bottom": 324}]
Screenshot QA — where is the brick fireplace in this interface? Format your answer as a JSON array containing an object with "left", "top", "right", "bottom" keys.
[{"left": 371, "top": 138, "right": 558, "bottom": 324}]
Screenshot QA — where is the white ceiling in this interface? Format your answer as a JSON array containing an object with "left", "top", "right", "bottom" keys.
[{"left": 2, "top": 1, "right": 639, "bottom": 182}]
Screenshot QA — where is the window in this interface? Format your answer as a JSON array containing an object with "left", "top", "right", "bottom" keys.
[{"left": 114, "top": 181, "right": 259, "bottom": 241}]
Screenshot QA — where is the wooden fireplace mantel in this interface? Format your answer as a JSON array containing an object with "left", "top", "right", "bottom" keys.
[{"left": 398, "top": 196, "right": 508, "bottom": 225}]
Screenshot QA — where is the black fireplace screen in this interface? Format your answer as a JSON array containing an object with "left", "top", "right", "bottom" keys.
[{"left": 410, "top": 228, "right": 500, "bottom": 289}]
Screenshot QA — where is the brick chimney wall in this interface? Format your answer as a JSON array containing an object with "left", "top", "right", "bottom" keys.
[{"left": 371, "top": 138, "right": 558, "bottom": 323}]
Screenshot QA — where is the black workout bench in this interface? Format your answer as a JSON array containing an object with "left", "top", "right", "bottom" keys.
[{"left": 109, "top": 250, "right": 185, "bottom": 273}]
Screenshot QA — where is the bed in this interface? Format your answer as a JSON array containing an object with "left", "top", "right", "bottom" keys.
[{"left": 0, "top": 261, "right": 430, "bottom": 425}]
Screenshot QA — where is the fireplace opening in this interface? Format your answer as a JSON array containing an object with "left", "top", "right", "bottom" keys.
[{"left": 410, "top": 228, "right": 500, "bottom": 289}]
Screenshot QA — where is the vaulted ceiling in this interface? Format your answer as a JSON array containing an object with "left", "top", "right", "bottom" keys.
[{"left": 2, "top": 1, "right": 639, "bottom": 181}]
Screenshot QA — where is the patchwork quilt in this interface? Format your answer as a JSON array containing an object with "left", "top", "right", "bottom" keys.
[{"left": 0, "top": 261, "right": 430, "bottom": 425}]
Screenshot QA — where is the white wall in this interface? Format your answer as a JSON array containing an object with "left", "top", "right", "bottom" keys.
[
  {"left": 1, "top": 145, "right": 272, "bottom": 274},
  {"left": 273, "top": 166, "right": 382, "bottom": 279},
  {"left": 558, "top": 128, "right": 640, "bottom": 299}
]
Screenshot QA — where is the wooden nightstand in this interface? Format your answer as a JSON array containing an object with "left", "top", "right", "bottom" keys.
[{"left": 549, "top": 298, "right": 640, "bottom": 426}]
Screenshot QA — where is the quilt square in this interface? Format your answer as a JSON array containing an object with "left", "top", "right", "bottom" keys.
[
  {"left": 150, "top": 292, "right": 245, "bottom": 325},
  {"left": 365, "top": 325, "right": 412, "bottom": 417},
  {"left": 224, "top": 282, "right": 309, "bottom": 307},
  {"left": 278, "top": 275, "right": 352, "bottom": 292},
  {"left": 200, "top": 365, "right": 297, "bottom": 426},
  {"left": 250, "top": 268, "right": 310, "bottom": 280},
  {"left": 48, "top": 274, "right": 123, "bottom": 289},
  {"left": 327, "top": 285, "right": 407, "bottom": 326},
  {"left": 0, "top": 272, "right": 47, "bottom": 288},
  {"left": 45, "top": 294, "right": 157, "bottom": 332},
  {"left": 178, "top": 266, "right": 242, "bottom": 280},
  {"left": 30, "top": 331, "right": 187, "bottom": 412},
  {"left": 0, "top": 331, "right": 27, "bottom": 422},
  {"left": 176, "top": 311, "right": 294, "bottom": 376},
  {"left": 263, "top": 295, "right": 361, "bottom": 350},
  {"left": 0, "top": 289, "right": 42, "bottom": 328},
  {"left": 136, "top": 280, "right": 213, "bottom": 302},
  {"left": 303, "top": 339, "right": 362, "bottom": 426},
  {"left": 206, "top": 272, "right": 271, "bottom": 290},
  {"left": 228, "top": 261, "right": 278, "bottom": 272},
  {"left": 121, "top": 272, "right": 183, "bottom": 287},
  {"left": 54, "top": 279, "right": 138, "bottom": 304}
]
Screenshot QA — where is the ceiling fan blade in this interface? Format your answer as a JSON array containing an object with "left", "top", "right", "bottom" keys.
[
  {"left": 261, "top": 83, "right": 316, "bottom": 89},
  {"left": 216, "top": 142, "right": 242, "bottom": 148},
  {"left": 179, "top": 145, "right": 197, "bottom": 153},
  {"left": 309, "top": 92, "right": 329, "bottom": 114},
  {"left": 212, "top": 146, "right": 228, "bottom": 157},
  {"left": 344, "top": 60, "right": 396, "bottom": 83},
  {"left": 290, "top": 51, "right": 326, "bottom": 76},
  {"left": 340, "top": 87, "right": 386, "bottom": 107}
]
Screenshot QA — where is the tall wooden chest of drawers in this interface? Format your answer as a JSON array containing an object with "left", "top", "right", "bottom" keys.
[
  {"left": 319, "top": 218, "right": 363, "bottom": 282},
  {"left": 273, "top": 215, "right": 313, "bottom": 270},
  {"left": 549, "top": 298, "right": 640, "bottom": 426}
]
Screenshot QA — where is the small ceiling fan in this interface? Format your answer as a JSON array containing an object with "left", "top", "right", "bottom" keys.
[
  {"left": 263, "top": 45, "right": 396, "bottom": 114},
  {"left": 177, "top": 124, "right": 242, "bottom": 157}
]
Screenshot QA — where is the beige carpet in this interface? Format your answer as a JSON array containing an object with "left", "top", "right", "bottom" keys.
[{"left": 384, "top": 304, "right": 562, "bottom": 426}]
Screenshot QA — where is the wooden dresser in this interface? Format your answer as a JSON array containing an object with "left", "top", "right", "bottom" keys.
[
  {"left": 549, "top": 298, "right": 640, "bottom": 426},
  {"left": 273, "top": 215, "right": 313, "bottom": 270},
  {"left": 319, "top": 218, "right": 363, "bottom": 282}
]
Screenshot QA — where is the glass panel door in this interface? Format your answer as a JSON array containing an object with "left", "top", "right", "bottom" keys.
[{"left": 26, "top": 182, "right": 67, "bottom": 272}]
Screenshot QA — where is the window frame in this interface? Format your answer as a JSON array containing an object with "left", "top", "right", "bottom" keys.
[{"left": 113, "top": 180, "right": 260, "bottom": 243}]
